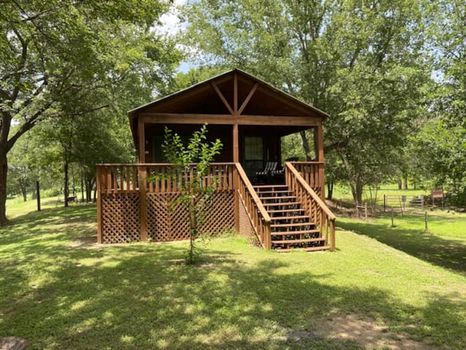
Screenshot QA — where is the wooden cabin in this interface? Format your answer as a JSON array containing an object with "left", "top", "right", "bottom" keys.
[{"left": 96, "top": 69, "right": 336, "bottom": 252}]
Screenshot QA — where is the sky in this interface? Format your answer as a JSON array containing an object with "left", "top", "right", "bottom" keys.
[{"left": 158, "top": 0, "right": 193, "bottom": 73}]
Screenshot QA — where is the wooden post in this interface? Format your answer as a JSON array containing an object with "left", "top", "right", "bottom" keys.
[
  {"left": 96, "top": 167, "right": 102, "bottom": 244},
  {"left": 137, "top": 116, "right": 148, "bottom": 241},
  {"left": 364, "top": 202, "right": 368, "bottom": 220},
  {"left": 233, "top": 124, "right": 239, "bottom": 162},
  {"left": 232, "top": 73, "right": 240, "bottom": 233},
  {"left": 233, "top": 166, "right": 240, "bottom": 232},
  {"left": 36, "top": 180, "right": 41, "bottom": 211},
  {"left": 383, "top": 194, "right": 386, "bottom": 212},
  {"left": 316, "top": 124, "right": 325, "bottom": 199},
  {"left": 330, "top": 220, "right": 336, "bottom": 252},
  {"left": 139, "top": 165, "right": 148, "bottom": 241},
  {"left": 391, "top": 208, "right": 394, "bottom": 227},
  {"left": 424, "top": 211, "right": 428, "bottom": 232},
  {"left": 138, "top": 116, "right": 146, "bottom": 163},
  {"left": 264, "top": 221, "right": 272, "bottom": 250}
]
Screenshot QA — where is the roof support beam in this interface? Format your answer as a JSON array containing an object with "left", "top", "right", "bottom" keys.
[
  {"left": 237, "top": 115, "right": 320, "bottom": 126},
  {"left": 211, "top": 82, "right": 234, "bottom": 114},
  {"left": 141, "top": 113, "right": 233, "bottom": 125},
  {"left": 238, "top": 83, "right": 258, "bottom": 115},
  {"left": 140, "top": 113, "right": 320, "bottom": 126}
]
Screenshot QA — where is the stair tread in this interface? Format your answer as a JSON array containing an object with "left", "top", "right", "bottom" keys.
[
  {"left": 257, "top": 190, "right": 290, "bottom": 195},
  {"left": 271, "top": 222, "right": 314, "bottom": 228},
  {"left": 275, "top": 246, "right": 330, "bottom": 253},
  {"left": 261, "top": 196, "right": 296, "bottom": 200},
  {"left": 271, "top": 229, "right": 320, "bottom": 236},
  {"left": 254, "top": 185, "right": 288, "bottom": 189},
  {"left": 272, "top": 238, "right": 325, "bottom": 244},
  {"left": 264, "top": 202, "right": 300, "bottom": 206},
  {"left": 271, "top": 215, "right": 309, "bottom": 220},
  {"left": 268, "top": 208, "right": 306, "bottom": 213}
]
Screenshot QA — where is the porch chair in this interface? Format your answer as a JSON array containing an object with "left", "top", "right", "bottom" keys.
[{"left": 255, "top": 161, "right": 278, "bottom": 176}]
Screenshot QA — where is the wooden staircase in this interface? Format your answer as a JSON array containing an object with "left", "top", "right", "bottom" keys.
[
  {"left": 254, "top": 184, "right": 329, "bottom": 252},
  {"left": 235, "top": 162, "right": 335, "bottom": 252}
]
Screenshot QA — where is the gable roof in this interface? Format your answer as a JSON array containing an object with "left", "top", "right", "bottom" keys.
[{"left": 128, "top": 68, "right": 329, "bottom": 119}]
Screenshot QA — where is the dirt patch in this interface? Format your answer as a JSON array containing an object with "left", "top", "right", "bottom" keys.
[
  {"left": 69, "top": 235, "right": 97, "bottom": 248},
  {"left": 0, "top": 337, "right": 28, "bottom": 350},
  {"left": 311, "top": 313, "right": 438, "bottom": 350}
]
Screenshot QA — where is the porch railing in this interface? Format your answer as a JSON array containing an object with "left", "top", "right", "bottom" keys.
[
  {"left": 97, "top": 163, "right": 235, "bottom": 194},
  {"left": 235, "top": 163, "right": 272, "bottom": 249},
  {"left": 289, "top": 161, "right": 324, "bottom": 198},
  {"left": 285, "top": 162, "right": 336, "bottom": 251}
]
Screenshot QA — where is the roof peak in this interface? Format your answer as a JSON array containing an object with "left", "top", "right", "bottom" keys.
[{"left": 129, "top": 68, "right": 328, "bottom": 118}]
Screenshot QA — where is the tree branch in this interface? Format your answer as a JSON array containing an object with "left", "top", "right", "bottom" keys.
[{"left": 7, "top": 101, "right": 53, "bottom": 152}]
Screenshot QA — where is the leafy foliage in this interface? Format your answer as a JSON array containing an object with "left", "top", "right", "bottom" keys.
[
  {"left": 183, "top": 0, "right": 434, "bottom": 203},
  {"left": 161, "top": 125, "right": 222, "bottom": 264},
  {"left": 0, "top": 0, "right": 181, "bottom": 221}
]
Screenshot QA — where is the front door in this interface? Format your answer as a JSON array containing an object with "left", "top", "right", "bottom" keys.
[{"left": 243, "top": 136, "right": 264, "bottom": 178}]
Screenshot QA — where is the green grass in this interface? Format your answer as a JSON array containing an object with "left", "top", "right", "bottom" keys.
[
  {"left": 338, "top": 211, "right": 466, "bottom": 276},
  {"left": 1, "top": 203, "right": 465, "bottom": 349},
  {"left": 5, "top": 195, "right": 63, "bottom": 220},
  {"left": 333, "top": 183, "right": 429, "bottom": 203}
]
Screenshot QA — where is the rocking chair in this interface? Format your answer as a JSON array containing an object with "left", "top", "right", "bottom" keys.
[{"left": 255, "top": 161, "right": 278, "bottom": 176}]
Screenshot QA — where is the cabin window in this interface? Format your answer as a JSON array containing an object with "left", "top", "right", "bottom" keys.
[{"left": 244, "top": 137, "right": 263, "bottom": 161}]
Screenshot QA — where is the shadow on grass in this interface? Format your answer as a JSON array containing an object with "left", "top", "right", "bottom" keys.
[
  {"left": 338, "top": 217, "right": 466, "bottom": 275},
  {"left": 1, "top": 206, "right": 465, "bottom": 349}
]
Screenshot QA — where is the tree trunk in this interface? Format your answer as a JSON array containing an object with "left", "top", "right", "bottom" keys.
[
  {"left": 398, "top": 178, "right": 402, "bottom": 190},
  {"left": 299, "top": 130, "right": 312, "bottom": 160},
  {"left": 64, "top": 160, "right": 69, "bottom": 208},
  {"left": 85, "top": 179, "right": 90, "bottom": 202},
  {"left": 20, "top": 184, "right": 27, "bottom": 202},
  {"left": 81, "top": 175, "right": 84, "bottom": 202},
  {"left": 350, "top": 179, "right": 363, "bottom": 205},
  {"left": 403, "top": 176, "right": 408, "bottom": 190},
  {"left": 327, "top": 180, "right": 334, "bottom": 200},
  {"left": 0, "top": 149, "right": 8, "bottom": 225}
]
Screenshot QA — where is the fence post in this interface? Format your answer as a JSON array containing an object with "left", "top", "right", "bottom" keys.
[
  {"left": 383, "top": 194, "right": 386, "bottom": 212},
  {"left": 139, "top": 165, "right": 148, "bottom": 241},
  {"left": 424, "top": 211, "right": 428, "bottom": 232},
  {"left": 391, "top": 208, "right": 394, "bottom": 227},
  {"left": 364, "top": 202, "right": 368, "bottom": 220}
]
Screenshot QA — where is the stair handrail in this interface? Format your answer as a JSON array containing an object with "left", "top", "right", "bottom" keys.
[
  {"left": 285, "top": 162, "right": 336, "bottom": 250},
  {"left": 234, "top": 163, "right": 272, "bottom": 249}
]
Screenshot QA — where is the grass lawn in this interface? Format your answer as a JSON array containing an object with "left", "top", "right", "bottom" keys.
[
  {"left": 333, "top": 183, "right": 429, "bottom": 204},
  {"left": 1, "top": 203, "right": 465, "bottom": 349},
  {"left": 338, "top": 211, "right": 466, "bottom": 275}
]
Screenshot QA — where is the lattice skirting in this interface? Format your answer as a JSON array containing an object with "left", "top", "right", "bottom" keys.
[
  {"left": 147, "top": 191, "right": 235, "bottom": 242},
  {"left": 239, "top": 198, "right": 254, "bottom": 237},
  {"left": 101, "top": 192, "right": 140, "bottom": 243},
  {"left": 100, "top": 191, "right": 235, "bottom": 243}
]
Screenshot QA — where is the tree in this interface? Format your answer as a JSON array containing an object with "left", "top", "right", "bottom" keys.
[
  {"left": 160, "top": 125, "right": 222, "bottom": 264},
  {"left": 182, "top": 0, "right": 432, "bottom": 203},
  {"left": 0, "top": 0, "right": 179, "bottom": 224},
  {"left": 411, "top": 119, "right": 466, "bottom": 206}
]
